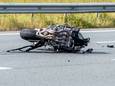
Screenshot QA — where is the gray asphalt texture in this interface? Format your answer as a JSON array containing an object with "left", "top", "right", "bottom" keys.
[{"left": 0, "top": 30, "right": 115, "bottom": 86}]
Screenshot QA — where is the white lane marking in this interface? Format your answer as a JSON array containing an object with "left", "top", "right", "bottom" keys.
[
  {"left": 111, "top": 59, "right": 115, "bottom": 61},
  {"left": 96, "top": 41, "right": 115, "bottom": 44},
  {"left": 0, "top": 33, "right": 19, "bottom": 36},
  {"left": 81, "top": 29, "right": 115, "bottom": 33},
  {"left": 0, "top": 67, "right": 12, "bottom": 70},
  {"left": 0, "top": 29, "right": 115, "bottom": 36}
]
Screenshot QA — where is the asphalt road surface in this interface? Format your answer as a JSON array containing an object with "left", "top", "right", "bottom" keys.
[{"left": 0, "top": 29, "right": 115, "bottom": 86}]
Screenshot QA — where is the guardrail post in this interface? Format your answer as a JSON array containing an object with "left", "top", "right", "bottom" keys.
[
  {"left": 31, "top": 13, "right": 35, "bottom": 28},
  {"left": 64, "top": 13, "right": 68, "bottom": 24}
]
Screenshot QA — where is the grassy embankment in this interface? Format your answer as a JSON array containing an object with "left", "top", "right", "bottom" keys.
[{"left": 0, "top": 0, "right": 115, "bottom": 30}]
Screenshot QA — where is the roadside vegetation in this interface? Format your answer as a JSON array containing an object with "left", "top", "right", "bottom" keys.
[{"left": 0, "top": 0, "right": 115, "bottom": 30}]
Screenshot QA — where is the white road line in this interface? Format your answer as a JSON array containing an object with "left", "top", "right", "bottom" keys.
[
  {"left": 0, "top": 33, "right": 19, "bottom": 36},
  {"left": 0, "top": 29, "right": 115, "bottom": 36},
  {"left": 81, "top": 29, "right": 115, "bottom": 33},
  {"left": 0, "top": 67, "right": 12, "bottom": 70},
  {"left": 111, "top": 59, "right": 115, "bottom": 61},
  {"left": 96, "top": 41, "right": 115, "bottom": 44}
]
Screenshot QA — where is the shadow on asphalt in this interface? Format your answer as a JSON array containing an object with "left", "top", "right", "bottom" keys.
[
  {"left": 5, "top": 50, "right": 110, "bottom": 55},
  {"left": 2, "top": 47, "right": 110, "bottom": 55}
]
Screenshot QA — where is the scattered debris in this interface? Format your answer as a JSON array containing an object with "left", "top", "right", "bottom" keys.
[
  {"left": 102, "top": 45, "right": 105, "bottom": 47},
  {"left": 82, "top": 48, "right": 93, "bottom": 54},
  {"left": 68, "top": 60, "right": 70, "bottom": 62},
  {"left": 107, "top": 45, "right": 114, "bottom": 48}
]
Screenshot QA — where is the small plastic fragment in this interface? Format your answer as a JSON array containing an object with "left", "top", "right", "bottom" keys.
[{"left": 107, "top": 45, "right": 114, "bottom": 48}]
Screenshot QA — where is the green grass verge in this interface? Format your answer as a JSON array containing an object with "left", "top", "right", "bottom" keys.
[{"left": 0, "top": 0, "right": 115, "bottom": 30}]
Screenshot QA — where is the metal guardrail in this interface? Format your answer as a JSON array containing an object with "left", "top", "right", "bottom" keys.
[{"left": 0, "top": 3, "right": 115, "bottom": 13}]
